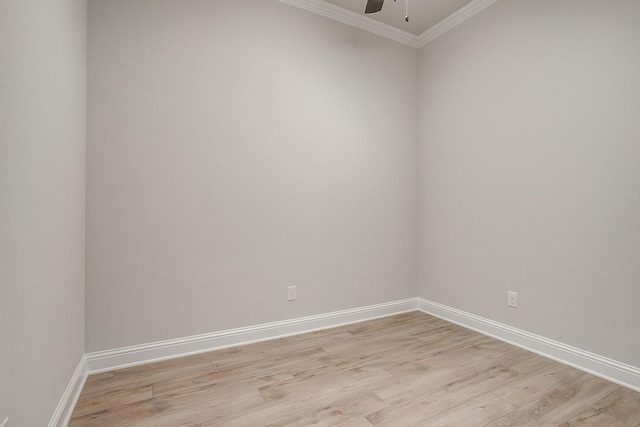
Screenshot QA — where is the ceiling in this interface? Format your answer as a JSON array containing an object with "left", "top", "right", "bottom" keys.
[
  {"left": 280, "top": 0, "right": 498, "bottom": 47},
  {"left": 324, "top": 0, "right": 474, "bottom": 36}
]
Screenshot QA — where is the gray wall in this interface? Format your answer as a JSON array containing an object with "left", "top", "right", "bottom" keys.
[
  {"left": 0, "top": 0, "right": 87, "bottom": 425},
  {"left": 418, "top": 0, "right": 640, "bottom": 367},
  {"left": 6, "top": 1, "right": 638, "bottom": 422},
  {"left": 86, "top": 0, "right": 419, "bottom": 352}
]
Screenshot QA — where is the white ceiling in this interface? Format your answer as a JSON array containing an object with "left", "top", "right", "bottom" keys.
[
  {"left": 324, "top": 0, "right": 474, "bottom": 35},
  {"left": 280, "top": 0, "right": 498, "bottom": 47}
]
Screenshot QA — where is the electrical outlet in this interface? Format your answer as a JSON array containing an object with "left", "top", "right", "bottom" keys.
[
  {"left": 287, "top": 286, "right": 296, "bottom": 301},
  {"left": 507, "top": 291, "right": 518, "bottom": 308}
]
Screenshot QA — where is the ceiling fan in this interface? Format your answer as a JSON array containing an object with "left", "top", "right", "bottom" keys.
[{"left": 365, "top": 0, "right": 409, "bottom": 22}]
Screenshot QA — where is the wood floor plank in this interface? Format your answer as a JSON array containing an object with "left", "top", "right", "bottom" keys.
[
  {"left": 72, "top": 379, "right": 266, "bottom": 426},
  {"left": 70, "top": 312, "right": 640, "bottom": 426},
  {"left": 559, "top": 386, "right": 640, "bottom": 426},
  {"left": 373, "top": 342, "right": 513, "bottom": 405},
  {"left": 487, "top": 374, "right": 620, "bottom": 426},
  {"left": 264, "top": 392, "right": 388, "bottom": 427},
  {"left": 489, "top": 362, "right": 585, "bottom": 407},
  {"left": 498, "top": 352, "right": 555, "bottom": 375},
  {"left": 366, "top": 365, "right": 520, "bottom": 426},
  {"left": 336, "top": 418, "right": 375, "bottom": 427},
  {"left": 72, "top": 385, "right": 154, "bottom": 419},
  {"left": 259, "top": 368, "right": 396, "bottom": 405},
  {"left": 409, "top": 392, "right": 517, "bottom": 426},
  {"left": 77, "top": 356, "right": 215, "bottom": 400},
  {"left": 383, "top": 339, "right": 505, "bottom": 382},
  {"left": 202, "top": 370, "right": 396, "bottom": 427}
]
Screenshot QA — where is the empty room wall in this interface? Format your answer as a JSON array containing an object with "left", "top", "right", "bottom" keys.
[
  {"left": 0, "top": 0, "right": 87, "bottom": 425},
  {"left": 418, "top": 0, "right": 640, "bottom": 368},
  {"left": 86, "top": 0, "right": 419, "bottom": 352}
]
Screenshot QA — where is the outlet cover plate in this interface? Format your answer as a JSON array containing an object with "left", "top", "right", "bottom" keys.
[{"left": 507, "top": 291, "right": 518, "bottom": 308}]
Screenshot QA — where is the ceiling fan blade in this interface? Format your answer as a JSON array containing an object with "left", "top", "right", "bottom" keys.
[{"left": 365, "top": 0, "right": 384, "bottom": 14}]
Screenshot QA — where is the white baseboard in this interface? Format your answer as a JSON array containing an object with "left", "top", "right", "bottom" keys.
[
  {"left": 65, "top": 297, "right": 639, "bottom": 425},
  {"left": 85, "top": 298, "right": 418, "bottom": 374},
  {"left": 417, "top": 298, "right": 640, "bottom": 392},
  {"left": 48, "top": 355, "right": 87, "bottom": 427}
]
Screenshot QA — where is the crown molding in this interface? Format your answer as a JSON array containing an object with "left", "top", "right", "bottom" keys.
[
  {"left": 278, "top": 0, "right": 420, "bottom": 48},
  {"left": 417, "top": 0, "right": 498, "bottom": 46},
  {"left": 278, "top": 0, "right": 498, "bottom": 49}
]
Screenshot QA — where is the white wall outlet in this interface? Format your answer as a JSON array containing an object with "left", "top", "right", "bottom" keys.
[
  {"left": 507, "top": 291, "right": 518, "bottom": 308},
  {"left": 287, "top": 286, "right": 296, "bottom": 301}
]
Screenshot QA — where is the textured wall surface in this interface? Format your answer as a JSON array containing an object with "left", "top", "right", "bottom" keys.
[
  {"left": 86, "top": 0, "right": 419, "bottom": 352},
  {"left": 419, "top": 0, "right": 640, "bottom": 367},
  {"left": 0, "top": 0, "right": 87, "bottom": 424}
]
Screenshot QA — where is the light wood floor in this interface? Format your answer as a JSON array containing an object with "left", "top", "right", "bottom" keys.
[{"left": 70, "top": 312, "right": 640, "bottom": 426}]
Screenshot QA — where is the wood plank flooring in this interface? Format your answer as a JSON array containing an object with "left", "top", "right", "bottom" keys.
[{"left": 70, "top": 312, "right": 640, "bottom": 426}]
